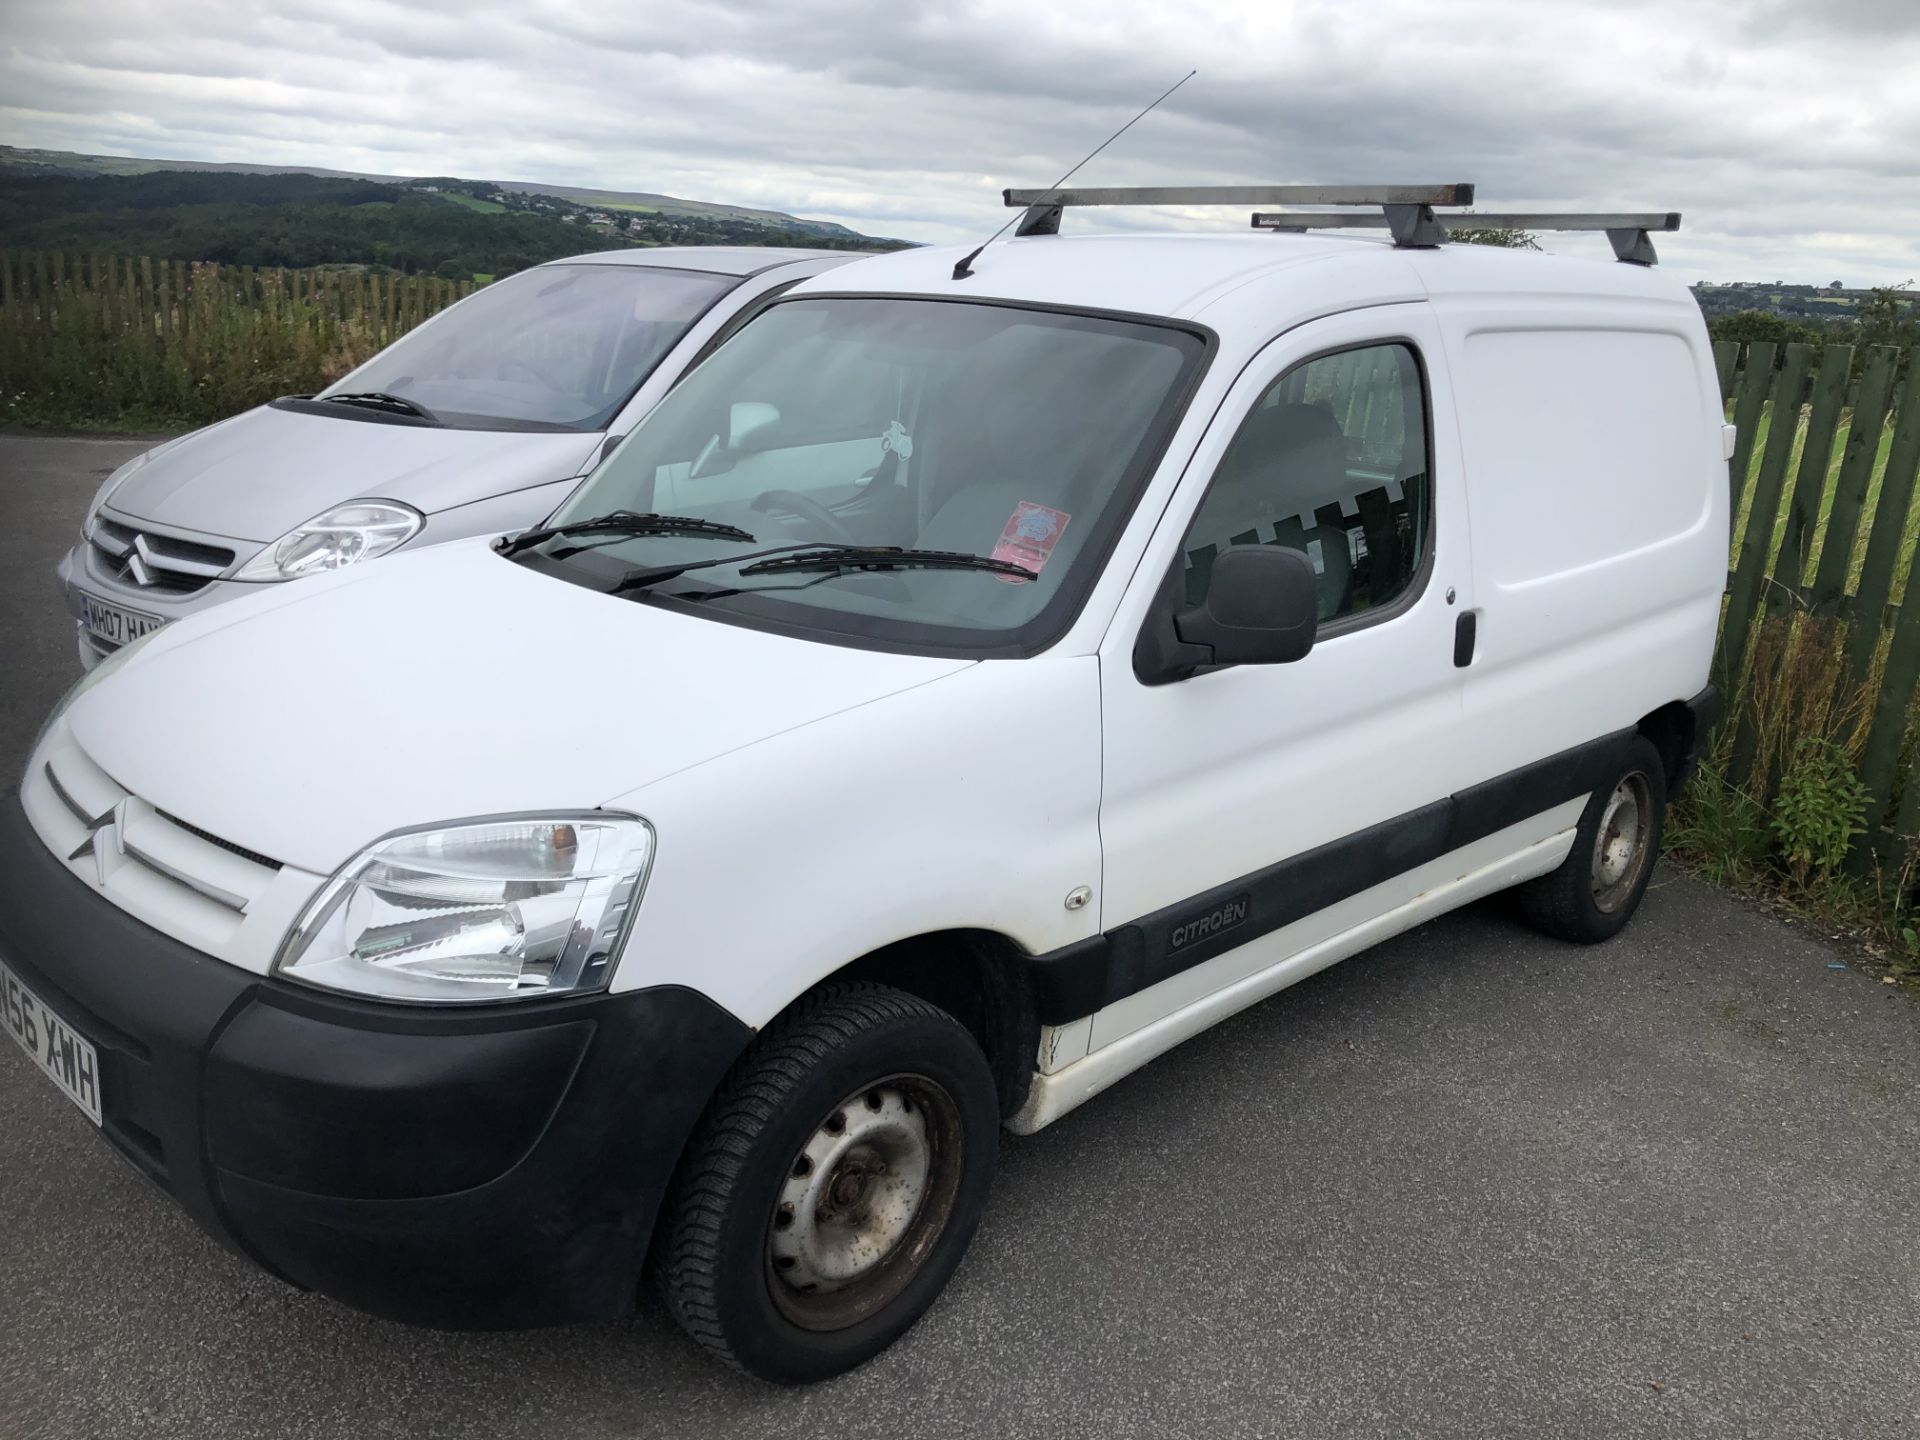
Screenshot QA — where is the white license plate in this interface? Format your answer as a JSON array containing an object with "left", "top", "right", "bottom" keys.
[
  {"left": 80, "top": 593, "right": 164, "bottom": 648},
  {"left": 0, "top": 959, "right": 102, "bottom": 1127}
]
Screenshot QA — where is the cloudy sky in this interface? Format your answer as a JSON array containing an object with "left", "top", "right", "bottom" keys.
[{"left": 5, "top": 0, "right": 1919, "bottom": 285}]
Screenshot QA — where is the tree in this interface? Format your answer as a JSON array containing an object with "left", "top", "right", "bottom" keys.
[
  {"left": 1855, "top": 282, "right": 1918, "bottom": 350},
  {"left": 615, "top": 214, "right": 631, "bottom": 233},
  {"left": 1454, "top": 226, "right": 1541, "bottom": 251},
  {"left": 1705, "top": 309, "right": 1824, "bottom": 349}
]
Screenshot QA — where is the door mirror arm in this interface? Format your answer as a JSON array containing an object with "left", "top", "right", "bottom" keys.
[{"left": 1134, "top": 545, "right": 1319, "bottom": 685}]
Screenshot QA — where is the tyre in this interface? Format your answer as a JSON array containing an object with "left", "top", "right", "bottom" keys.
[
  {"left": 656, "top": 982, "right": 999, "bottom": 1383},
  {"left": 1517, "top": 734, "right": 1667, "bottom": 944}
]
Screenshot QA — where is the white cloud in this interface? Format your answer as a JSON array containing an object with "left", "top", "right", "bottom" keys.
[{"left": 2, "top": 0, "right": 1917, "bottom": 284}]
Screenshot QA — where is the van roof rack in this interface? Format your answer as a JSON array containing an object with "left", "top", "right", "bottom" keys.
[{"left": 999, "top": 184, "right": 1680, "bottom": 265}]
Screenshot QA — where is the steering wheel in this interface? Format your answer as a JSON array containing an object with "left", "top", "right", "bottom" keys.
[{"left": 751, "top": 489, "right": 862, "bottom": 545}]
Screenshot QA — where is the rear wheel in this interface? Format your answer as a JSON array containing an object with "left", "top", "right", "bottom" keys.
[
  {"left": 1518, "top": 735, "right": 1667, "bottom": 944},
  {"left": 657, "top": 983, "right": 998, "bottom": 1383}
]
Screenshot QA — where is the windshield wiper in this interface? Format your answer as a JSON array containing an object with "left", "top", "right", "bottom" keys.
[
  {"left": 739, "top": 546, "right": 1037, "bottom": 582},
  {"left": 610, "top": 542, "right": 1036, "bottom": 594},
  {"left": 498, "top": 510, "right": 757, "bottom": 558},
  {"left": 319, "top": 391, "right": 442, "bottom": 424}
]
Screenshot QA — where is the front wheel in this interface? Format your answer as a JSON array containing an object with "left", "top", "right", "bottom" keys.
[
  {"left": 1517, "top": 734, "right": 1667, "bottom": 944},
  {"left": 656, "top": 983, "right": 999, "bottom": 1383}
]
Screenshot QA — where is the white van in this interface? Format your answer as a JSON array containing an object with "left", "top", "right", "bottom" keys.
[
  {"left": 3, "top": 188, "right": 1724, "bottom": 1383},
  {"left": 56, "top": 247, "right": 861, "bottom": 668}
]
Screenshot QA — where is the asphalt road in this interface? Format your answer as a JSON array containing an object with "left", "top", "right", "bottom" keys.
[{"left": 1, "top": 432, "right": 1917, "bottom": 1439}]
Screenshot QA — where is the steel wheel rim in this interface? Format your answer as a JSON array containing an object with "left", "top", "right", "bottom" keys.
[
  {"left": 1590, "top": 771, "right": 1653, "bottom": 913},
  {"left": 766, "top": 1073, "right": 963, "bottom": 1332}
]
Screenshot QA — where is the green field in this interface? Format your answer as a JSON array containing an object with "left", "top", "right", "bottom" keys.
[{"left": 439, "top": 191, "right": 506, "bottom": 214}]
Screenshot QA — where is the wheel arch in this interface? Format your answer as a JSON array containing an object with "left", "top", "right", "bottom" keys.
[
  {"left": 1637, "top": 688, "right": 1713, "bottom": 794},
  {"left": 809, "top": 929, "right": 1042, "bottom": 1120}
]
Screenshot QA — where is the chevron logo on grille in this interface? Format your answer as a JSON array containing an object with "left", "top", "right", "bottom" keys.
[
  {"left": 125, "top": 535, "right": 157, "bottom": 587},
  {"left": 66, "top": 799, "right": 126, "bottom": 887}
]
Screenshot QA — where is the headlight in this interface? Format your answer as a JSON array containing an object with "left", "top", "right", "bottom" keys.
[
  {"left": 31, "top": 627, "right": 159, "bottom": 761},
  {"left": 274, "top": 815, "right": 654, "bottom": 1004},
  {"left": 234, "top": 500, "right": 423, "bottom": 581}
]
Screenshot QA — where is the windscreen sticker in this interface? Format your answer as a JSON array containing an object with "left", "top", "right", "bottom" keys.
[{"left": 991, "top": 502, "right": 1071, "bottom": 582}]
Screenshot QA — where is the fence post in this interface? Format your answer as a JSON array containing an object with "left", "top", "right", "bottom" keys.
[
  {"left": 1854, "top": 581, "right": 1920, "bottom": 865},
  {"left": 1719, "top": 344, "right": 1816, "bottom": 705},
  {"left": 1725, "top": 343, "right": 1774, "bottom": 522},
  {"left": 1765, "top": 345, "right": 1854, "bottom": 617},
  {"left": 156, "top": 260, "right": 174, "bottom": 348},
  {"left": 1849, "top": 359, "right": 1920, "bottom": 683},
  {"left": 31, "top": 252, "right": 50, "bottom": 332},
  {"left": 1713, "top": 340, "right": 1739, "bottom": 403},
  {"left": 108, "top": 256, "right": 127, "bottom": 338},
  {"left": 1808, "top": 345, "right": 1900, "bottom": 615},
  {"left": 137, "top": 257, "right": 156, "bottom": 346}
]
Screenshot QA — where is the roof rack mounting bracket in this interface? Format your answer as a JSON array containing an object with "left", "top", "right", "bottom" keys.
[
  {"left": 1014, "top": 204, "right": 1063, "bottom": 239},
  {"left": 1607, "top": 227, "right": 1659, "bottom": 267},
  {"left": 1384, "top": 203, "right": 1448, "bottom": 248}
]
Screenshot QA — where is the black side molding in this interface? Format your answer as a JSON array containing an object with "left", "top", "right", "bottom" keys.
[{"left": 1024, "top": 725, "right": 1643, "bottom": 1024}]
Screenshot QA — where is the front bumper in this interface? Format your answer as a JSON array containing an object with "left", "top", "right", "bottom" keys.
[
  {"left": 57, "top": 539, "right": 262, "bottom": 669},
  {"left": 0, "top": 796, "right": 752, "bottom": 1329}
]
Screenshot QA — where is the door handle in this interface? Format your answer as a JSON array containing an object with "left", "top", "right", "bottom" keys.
[{"left": 1453, "top": 611, "right": 1477, "bottom": 668}]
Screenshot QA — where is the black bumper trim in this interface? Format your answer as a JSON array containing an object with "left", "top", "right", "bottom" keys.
[{"left": 0, "top": 796, "right": 753, "bottom": 1329}]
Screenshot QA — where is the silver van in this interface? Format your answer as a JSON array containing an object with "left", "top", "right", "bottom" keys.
[{"left": 57, "top": 246, "right": 860, "bottom": 667}]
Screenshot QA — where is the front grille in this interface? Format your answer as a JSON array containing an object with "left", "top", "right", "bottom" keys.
[
  {"left": 156, "top": 808, "right": 282, "bottom": 873},
  {"left": 89, "top": 516, "right": 236, "bottom": 596},
  {"left": 22, "top": 726, "right": 320, "bottom": 976},
  {"left": 36, "top": 748, "right": 284, "bottom": 928}
]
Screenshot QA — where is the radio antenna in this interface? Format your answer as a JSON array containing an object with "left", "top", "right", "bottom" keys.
[{"left": 952, "top": 68, "right": 1197, "bottom": 281}]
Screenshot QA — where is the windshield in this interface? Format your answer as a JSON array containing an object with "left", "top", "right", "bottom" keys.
[
  {"left": 528, "top": 296, "right": 1206, "bottom": 654},
  {"left": 325, "top": 263, "right": 737, "bottom": 431}
]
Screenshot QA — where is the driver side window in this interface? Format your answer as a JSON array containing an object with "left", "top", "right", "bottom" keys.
[{"left": 1182, "top": 343, "right": 1430, "bottom": 623}]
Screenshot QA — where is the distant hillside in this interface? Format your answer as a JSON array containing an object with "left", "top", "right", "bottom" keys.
[
  {"left": 0, "top": 144, "right": 877, "bottom": 245},
  {"left": 0, "top": 152, "right": 902, "bottom": 278},
  {"left": 1693, "top": 278, "right": 1918, "bottom": 355},
  {"left": 1693, "top": 280, "right": 1881, "bottom": 323}
]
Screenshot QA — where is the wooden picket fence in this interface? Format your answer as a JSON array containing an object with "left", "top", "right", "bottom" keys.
[
  {"left": 1710, "top": 338, "right": 1920, "bottom": 868},
  {"left": 0, "top": 249, "right": 478, "bottom": 351},
  {"left": 0, "top": 249, "right": 484, "bottom": 429}
]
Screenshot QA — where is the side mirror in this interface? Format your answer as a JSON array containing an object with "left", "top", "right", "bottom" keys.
[
  {"left": 727, "top": 401, "right": 780, "bottom": 451},
  {"left": 1174, "top": 545, "right": 1318, "bottom": 666}
]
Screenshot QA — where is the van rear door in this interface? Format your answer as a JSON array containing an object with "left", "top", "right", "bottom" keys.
[{"left": 1435, "top": 312, "right": 1727, "bottom": 791}]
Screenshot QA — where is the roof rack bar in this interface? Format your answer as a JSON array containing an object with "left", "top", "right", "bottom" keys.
[
  {"left": 1004, "top": 182, "right": 1475, "bottom": 209},
  {"left": 1249, "top": 210, "right": 1681, "bottom": 233},
  {"left": 1251, "top": 209, "right": 1681, "bottom": 264}
]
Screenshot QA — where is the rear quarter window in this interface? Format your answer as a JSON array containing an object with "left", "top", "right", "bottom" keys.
[{"left": 1458, "top": 329, "right": 1707, "bottom": 586}]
